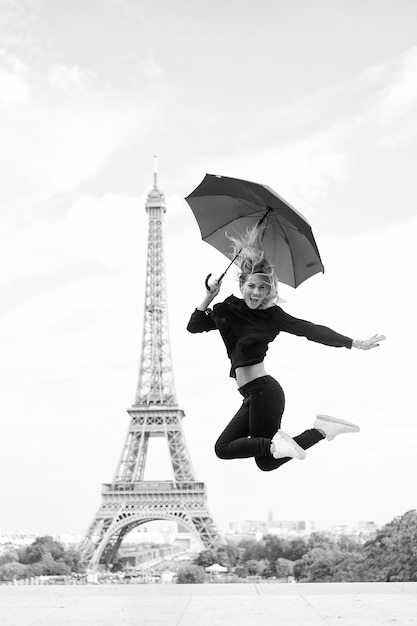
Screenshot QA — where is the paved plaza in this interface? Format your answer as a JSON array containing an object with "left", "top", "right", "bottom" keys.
[{"left": 1, "top": 582, "right": 417, "bottom": 626}]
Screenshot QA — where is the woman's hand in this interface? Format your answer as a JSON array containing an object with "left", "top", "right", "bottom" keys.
[
  {"left": 206, "top": 277, "right": 222, "bottom": 298},
  {"left": 197, "top": 277, "right": 222, "bottom": 311},
  {"left": 352, "top": 334, "right": 386, "bottom": 350}
]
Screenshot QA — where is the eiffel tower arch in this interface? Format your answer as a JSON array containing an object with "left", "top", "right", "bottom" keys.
[{"left": 80, "top": 160, "right": 223, "bottom": 568}]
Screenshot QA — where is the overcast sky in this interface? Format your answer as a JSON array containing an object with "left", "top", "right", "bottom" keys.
[{"left": 0, "top": 0, "right": 416, "bottom": 538}]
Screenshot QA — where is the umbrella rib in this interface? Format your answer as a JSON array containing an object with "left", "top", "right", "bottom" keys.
[
  {"left": 215, "top": 183, "right": 276, "bottom": 240},
  {"left": 202, "top": 198, "right": 266, "bottom": 240},
  {"left": 271, "top": 218, "right": 296, "bottom": 284},
  {"left": 249, "top": 184, "right": 304, "bottom": 235}
]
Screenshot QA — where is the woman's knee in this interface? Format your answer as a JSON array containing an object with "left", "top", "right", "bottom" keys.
[
  {"left": 214, "top": 440, "right": 228, "bottom": 459},
  {"left": 255, "top": 457, "right": 280, "bottom": 472}
]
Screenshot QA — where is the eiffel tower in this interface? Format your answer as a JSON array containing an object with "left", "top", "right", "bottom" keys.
[{"left": 80, "top": 160, "right": 223, "bottom": 568}]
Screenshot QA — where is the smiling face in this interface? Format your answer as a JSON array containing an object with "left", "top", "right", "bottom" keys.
[{"left": 241, "top": 274, "right": 271, "bottom": 309}]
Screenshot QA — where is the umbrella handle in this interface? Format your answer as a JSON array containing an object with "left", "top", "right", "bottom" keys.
[
  {"left": 205, "top": 273, "right": 226, "bottom": 291},
  {"left": 205, "top": 274, "right": 213, "bottom": 291}
]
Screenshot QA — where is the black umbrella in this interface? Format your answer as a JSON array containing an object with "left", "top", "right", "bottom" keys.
[{"left": 185, "top": 174, "right": 324, "bottom": 289}]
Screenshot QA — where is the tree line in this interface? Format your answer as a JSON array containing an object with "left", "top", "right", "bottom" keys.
[
  {"left": 0, "top": 536, "right": 85, "bottom": 582},
  {"left": 177, "top": 509, "right": 417, "bottom": 583}
]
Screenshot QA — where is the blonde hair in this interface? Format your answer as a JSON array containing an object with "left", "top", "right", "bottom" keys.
[{"left": 226, "top": 225, "right": 281, "bottom": 307}]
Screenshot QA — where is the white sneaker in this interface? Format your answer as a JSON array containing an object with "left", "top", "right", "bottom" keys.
[
  {"left": 314, "top": 414, "right": 360, "bottom": 441},
  {"left": 270, "top": 430, "right": 307, "bottom": 460}
]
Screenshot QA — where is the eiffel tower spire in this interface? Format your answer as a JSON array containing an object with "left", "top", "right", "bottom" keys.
[
  {"left": 134, "top": 155, "right": 176, "bottom": 406},
  {"left": 80, "top": 161, "right": 223, "bottom": 568}
]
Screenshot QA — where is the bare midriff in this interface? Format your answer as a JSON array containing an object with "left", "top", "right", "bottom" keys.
[{"left": 235, "top": 362, "right": 267, "bottom": 389}]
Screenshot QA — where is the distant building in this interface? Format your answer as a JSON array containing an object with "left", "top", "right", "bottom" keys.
[
  {"left": 0, "top": 530, "right": 82, "bottom": 551},
  {"left": 226, "top": 519, "right": 314, "bottom": 539},
  {"left": 225, "top": 518, "right": 379, "bottom": 541}
]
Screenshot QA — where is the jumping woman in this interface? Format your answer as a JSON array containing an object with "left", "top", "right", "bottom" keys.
[{"left": 187, "top": 227, "right": 385, "bottom": 471}]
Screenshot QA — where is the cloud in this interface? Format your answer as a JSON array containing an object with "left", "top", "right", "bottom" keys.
[
  {"left": 180, "top": 122, "right": 352, "bottom": 219},
  {"left": 141, "top": 53, "right": 166, "bottom": 83},
  {"left": 0, "top": 193, "right": 147, "bottom": 303},
  {"left": 0, "top": 57, "right": 163, "bottom": 213},
  {"left": 351, "top": 46, "right": 417, "bottom": 150},
  {"left": 374, "top": 46, "right": 417, "bottom": 147},
  {"left": 48, "top": 64, "right": 92, "bottom": 92},
  {"left": 0, "top": 49, "right": 29, "bottom": 105}
]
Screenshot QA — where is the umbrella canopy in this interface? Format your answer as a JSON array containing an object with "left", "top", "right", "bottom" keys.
[{"left": 185, "top": 174, "right": 324, "bottom": 288}]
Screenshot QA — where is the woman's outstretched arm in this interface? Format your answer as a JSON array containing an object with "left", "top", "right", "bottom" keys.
[{"left": 277, "top": 307, "right": 386, "bottom": 350}]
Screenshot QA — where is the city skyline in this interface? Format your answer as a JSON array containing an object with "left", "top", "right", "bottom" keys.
[
  {"left": 0, "top": 1, "right": 416, "bottom": 537},
  {"left": 0, "top": 514, "right": 383, "bottom": 546}
]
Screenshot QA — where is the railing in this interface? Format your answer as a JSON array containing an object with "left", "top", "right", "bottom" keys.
[{"left": 101, "top": 481, "right": 206, "bottom": 494}]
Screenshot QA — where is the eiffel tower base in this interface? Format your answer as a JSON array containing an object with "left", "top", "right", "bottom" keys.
[{"left": 80, "top": 481, "right": 224, "bottom": 568}]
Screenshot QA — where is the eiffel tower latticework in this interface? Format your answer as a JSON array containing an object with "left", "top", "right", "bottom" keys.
[{"left": 80, "top": 161, "right": 223, "bottom": 568}]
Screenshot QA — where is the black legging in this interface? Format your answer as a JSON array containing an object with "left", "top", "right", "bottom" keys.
[{"left": 214, "top": 375, "right": 324, "bottom": 471}]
